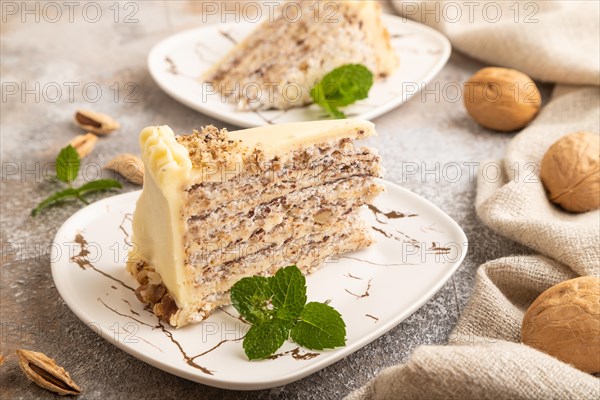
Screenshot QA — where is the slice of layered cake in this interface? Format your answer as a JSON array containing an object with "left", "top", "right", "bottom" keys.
[
  {"left": 128, "top": 120, "right": 383, "bottom": 327},
  {"left": 203, "top": 0, "right": 399, "bottom": 111}
]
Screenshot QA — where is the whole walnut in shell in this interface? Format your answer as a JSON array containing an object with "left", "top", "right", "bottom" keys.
[
  {"left": 540, "top": 131, "right": 600, "bottom": 213},
  {"left": 522, "top": 277, "right": 600, "bottom": 373},
  {"left": 464, "top": 67, "right": 541, "bottom": 132}
]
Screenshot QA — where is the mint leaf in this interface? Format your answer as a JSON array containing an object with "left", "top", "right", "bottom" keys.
[
  {"left": 231, "top": 266, "right": 347, "bottom": 359},
  {"left": 78, "top": 179, "right": 122, "bottom": 195},
  {"left": 311, "top": 64, "right": 374, "bottom": 119},
  {"left": 270, "top": 265, "right": 306, "bottom": 322},
  {"left": 56, "top": 145, "right": 80, "bottom": 183},
  {"left": 243, "top": 319, "right": 290, "bottom": 360},
  {"left": 31, "top": 188, "right": 80, "bottom": 217},
  {"left": 290, "top": 302, "right": 346, "bottom": 351},
  {"left": 230, "top": 276, "right": 273, "bottom": 324}
]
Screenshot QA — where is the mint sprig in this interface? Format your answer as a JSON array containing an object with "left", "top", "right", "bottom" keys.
[
  {"left": 230, "top": 265, "right": 346, "bottom": 360},
  {"left": 31, "top": 145, "right": 122, "bottom": 217},
  {"left": 310, "top": 64, "right": 374, "bottom": 119}
]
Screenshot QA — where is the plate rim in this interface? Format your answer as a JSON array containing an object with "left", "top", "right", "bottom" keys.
[
  {"left": 50, "top": 179, "right": 467, "bottom": 390},
  {"left": 147, "top": 14, "right": 452, "bottom": 128}
]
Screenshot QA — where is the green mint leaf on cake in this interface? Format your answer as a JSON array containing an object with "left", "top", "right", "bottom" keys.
[
  {"left": 32, "top": 145, "right": 122, "bottom": 217},
  {"left": 56, "top": 145, "right": 80, "bottom": 183},
  {"left": 230, "top": 276, "right": 274, "bottom": 324},
  {"left": 230, "top": 265, "right": 347, "bottom": 360},
  {"left": 291, "top": 302, "right": 346, "bottom": 351},
  {"left": 270, "top": 265, "right": 307, "bottom": 322},
  {"left": 311, "top": 64, "right": 374, "bottom": 119},
  {"left": 243, "top": 319, "right": 290, "bottom": 361}
]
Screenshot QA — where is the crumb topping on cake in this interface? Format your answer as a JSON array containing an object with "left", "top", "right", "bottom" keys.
[{"left": 176, "top": 126, "right": 249, "bottom": 168}]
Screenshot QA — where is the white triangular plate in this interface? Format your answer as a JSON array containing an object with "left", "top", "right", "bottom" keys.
[
  {"left": 147, "top": 15, "right": 451, "bottom": 128},
  {"left": 51, "top": 179, "right": 467, "bottom": 390}
]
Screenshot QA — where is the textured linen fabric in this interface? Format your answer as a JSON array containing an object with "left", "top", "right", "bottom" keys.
[
  {"left": 391, "top": 0, "right": 600, "bottom": 85},
  {"left": 347, "top": 1, "right": 600, "bottom": 399},
  {"left": 477, "top": 85, "right": 600, "bottom": 277}
]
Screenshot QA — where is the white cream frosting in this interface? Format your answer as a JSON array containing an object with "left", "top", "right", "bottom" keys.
[{"left": 130, "top": 126, "right": 192, "bottom": 320}]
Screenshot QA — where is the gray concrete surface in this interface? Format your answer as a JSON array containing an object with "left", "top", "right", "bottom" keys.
[{"left": 1, "top": 2, "right": 547, "bottom": 399}]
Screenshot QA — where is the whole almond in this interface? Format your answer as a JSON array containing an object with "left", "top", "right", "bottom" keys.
[
  {"left": 74, "top": 109, "right": 119, "bottom": 135},
  {"left": 67, "top": 133, "right": 98, "bottom": 159},
  {"left": 16, "top": 349, "right": 81, "bottom": 396},
  {"left": 105, "top": 154, "right": 144, "bottom": 185}
]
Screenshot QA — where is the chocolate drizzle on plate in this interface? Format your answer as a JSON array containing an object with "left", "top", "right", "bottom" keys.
[
  {"left": 371, "top": 226, "right": 420, "bottom": 249},
  {"left": 345, "top": 272, "right": 363, "bottom": 280},
  {"left": 72, "top": 234, "right": 246, "bottom": 376},
  {"left": 71, "top": 234, "right": 136, "bottom": 292},
  {"left": 267, "top": 347, "right": 319, "bottom": 361},
  {"left": 367, "top": 204, "right": 417, "bottom": 224},
  {"left": 164, "top": 56, "right": 198, "bottom": 80},
  {"left": 340, "top": 255, "right": 415, "bottom": 267},
  {"left": 429, "top": 242, "right": 451, "bottom": 255},
  {"left": 365, "top": 314, "right": 379, "bottom": 322},
  {"left": 219, "top": 29, "right": 238, "bottom": 45},
  {"left": 122, "top": 299, "right": 141, "bottom": 316},
  {"left": 345, "top": 278, "right": 372, "bottom": 300},
  {"left": 118, "top": 213, "right": 133, "bottom": 246},
  {"left": 220, "top": 308, "right": 249, "bottom": 325}
]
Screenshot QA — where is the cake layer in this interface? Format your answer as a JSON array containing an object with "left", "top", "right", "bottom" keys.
[
  {"left": 186, "top": 176, "right": 381, "bottom": 245},
  {"left": 183, "top": 139, "right": 381, "bottom": 213},
  {"left": 132, "top": 217, "right": 372, "bottom": 326},
  {"left": 185, "top": 178, "right": 382, "bottom": 273}
]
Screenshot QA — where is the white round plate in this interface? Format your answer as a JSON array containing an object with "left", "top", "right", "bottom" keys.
[
  {"left": 51, "top": 179, "right": 467, "bottom": 390},
  {"left": 147, "top": 15, "right": 451, "bottom": 128}
]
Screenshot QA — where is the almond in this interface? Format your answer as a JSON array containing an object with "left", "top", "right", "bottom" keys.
[
  {"left": 105, "top": 154, "right": 144, "bottom": 185},
  {"left": 16, "top": 349, "right": 81, "bottom": 396},
  {"left": 74, "top": 109, "right": 119, "bottom": 135},
  {"left": 67, "top": 133, "right": 98, "bottom": 159}
]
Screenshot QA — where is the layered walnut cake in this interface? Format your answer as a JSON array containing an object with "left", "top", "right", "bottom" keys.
[
  {"left": 127, "top": 120, "right": 383, "bottom": 327},
  {"left": 203, "top": 0, "right": 399, "bottom": 110}
]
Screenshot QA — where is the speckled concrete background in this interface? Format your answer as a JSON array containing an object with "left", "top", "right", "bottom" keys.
[{"left": 1, "top": 2, "right": 549, "bottom": 399}]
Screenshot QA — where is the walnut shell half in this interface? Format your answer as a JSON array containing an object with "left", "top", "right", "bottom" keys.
[
  {"left": 522, "top": 276, "right": 600, "bottom": 373},
  {"left": 540, "top": 131, "right": 600, "bottom": 213}
]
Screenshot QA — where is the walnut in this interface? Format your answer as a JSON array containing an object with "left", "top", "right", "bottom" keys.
[
  {"left": 464, "top": 67, "right": 541, "bottom": 132},
  {"left": 522, "top": 277, "right": 600, "bottom": 373},
  {"left": 154, "top": 294, "right": 179, "bottom": 324},
  {"left": 540, "top": 132, "right": 600, "bottom": 213}
]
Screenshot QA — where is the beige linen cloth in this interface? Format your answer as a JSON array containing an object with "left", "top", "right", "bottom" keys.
[{"left": 347, "top": 2, "right": 600, "bottom": 399}]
